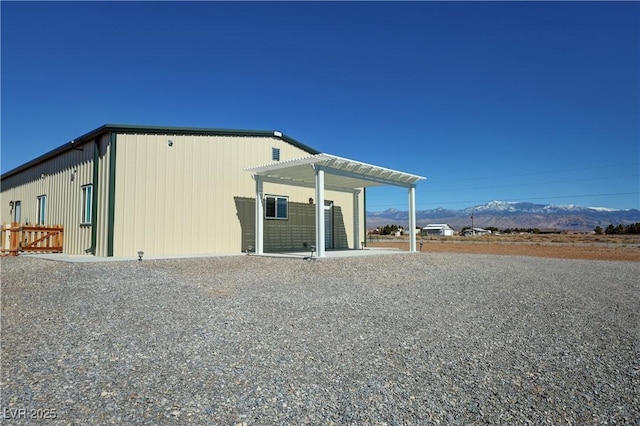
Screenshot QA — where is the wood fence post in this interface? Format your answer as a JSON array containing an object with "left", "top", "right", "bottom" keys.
[{"left": 9, "top": 222, "right": 20, "bottom": 256}]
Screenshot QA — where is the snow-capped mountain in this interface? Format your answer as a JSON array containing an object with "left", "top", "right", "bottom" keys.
[{"left": 367, "top": 201, "right": 640, "bottom": 231}]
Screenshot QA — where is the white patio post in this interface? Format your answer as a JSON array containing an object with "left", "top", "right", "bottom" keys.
[
  {"left": 353, "top": 190, "right": 361, "bottom": 250},
  {"left": 315, "top": 167, "right": 325, "bottom": 258},
  {"left": 408, "top": 184, "right": 416, "bottom": 252},
  {"left": 254, "top": 175, "right": 264, "bottom": 255}
]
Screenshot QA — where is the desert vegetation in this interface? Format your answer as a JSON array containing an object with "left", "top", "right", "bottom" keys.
[
  {"left": 368, "top": 232, "right": 640, "bottom": 246},
  {"left": 366, "top": 232, "right": 640, "bottom": 262}
]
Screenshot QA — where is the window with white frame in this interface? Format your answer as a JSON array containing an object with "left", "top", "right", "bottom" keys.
[
  {"left": 265, "top": 195, "right": 288, "bottom": 219},
  {"left": 37, "top": 195, "right": 47, "bottom": 225},
  {"left": 13, "top": 200, "right": 21, "bottom": 223},
  {"left": 81, "top": 184, "right": 93, "bottom": 225}
]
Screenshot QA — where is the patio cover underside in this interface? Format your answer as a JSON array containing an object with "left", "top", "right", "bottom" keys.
[{"left": 245, "top": 153, "right": 425, "bottom": 257}]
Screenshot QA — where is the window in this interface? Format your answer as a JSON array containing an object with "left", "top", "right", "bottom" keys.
[
  {"left": 37, "top": 195, "right": 47, "bottom": 225},
  {"left": 81, "top": 184, "right": 93, "bottom": 224},
  {"left": 265, "top": 195, "right": 288, "bottom": 219},
  {"left": 13, "top": 201, "right": 21, "bottom": 223},
  {"left": 272, "top": 147, "right": 280, "bottom": 161}
]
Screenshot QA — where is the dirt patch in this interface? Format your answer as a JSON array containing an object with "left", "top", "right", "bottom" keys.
[{"left": 367, "top": 240, "right": 640, "bottom": 262}]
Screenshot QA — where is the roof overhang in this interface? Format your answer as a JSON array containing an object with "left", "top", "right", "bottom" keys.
[{"left": 245, "top": 153, "right": 425, "bottom": 193}]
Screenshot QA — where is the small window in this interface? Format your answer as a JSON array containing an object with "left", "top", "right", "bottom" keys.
[
  {"left": 37, "top": 195, "right": 47, "bottom": 225},
  {"left": 13, "top": 201, "right": 21, "bottom": 223},
  {"left": 272, "top": 147, "right": 280, "bottom": 161},
  {"left": 265, "top": 195, "right": 288, "bottom": 220},
  {"left": 81, "top": 184, "right": 93, "bottom": 224}
]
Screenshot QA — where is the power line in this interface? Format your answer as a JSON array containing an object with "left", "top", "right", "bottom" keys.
[
  {"left": 366, "top": 191, "right": 640, "bottom": 209},
  {"left": 366, "top": 167, "right": 639, "bottom": 197},
  {"left": 415, "top": 192, "right": 640, "bottom": 209},
  {"left": 422, "top": 174, "right": 639, "bottom": 194},
  {"left": 424, "top": 162, "right": 639, "bottom": 185},
  {"left": 367, "top": 162, "right": 638, "bottom": 197}
]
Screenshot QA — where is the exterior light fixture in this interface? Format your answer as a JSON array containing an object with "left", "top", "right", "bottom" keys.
[
  {"left": 304, "top": 246, "right": 316, "bottom": 261},
  {"left": 168, "top": 139, "right": 173, "bottom": 147},
  {"left": 138, "top": 251, "right": 144, "bottom": 261},
  {"left": 9, "top": 201, "right": 14, "bottom": 210},
  {"left": 309, "top": 197, "right": 314, "bottom": 204}
]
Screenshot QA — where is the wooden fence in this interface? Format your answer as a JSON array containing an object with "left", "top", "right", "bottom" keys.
[{"left": 1, "top": 223, "right": 64, "bottom": 256}]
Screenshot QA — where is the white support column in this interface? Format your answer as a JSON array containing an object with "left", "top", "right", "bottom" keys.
[
  {"left": 254, "top": 175, "right": 264, "bottom": 255},
  {"left": 353, "top": 190, "right": 361, "bottom": 250},
  {"left": 315, "top": 168, "right": 325, "bottom": 258},
  {"left": 408, "top": 184, "right": 417, "bottom": 252}
]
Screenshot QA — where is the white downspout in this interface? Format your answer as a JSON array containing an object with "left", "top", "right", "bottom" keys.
[
  {"left": 254, "top": 175, "right": 264, "bottom": 255},
  {"left": 315, "top": 167, "right": 325, "bottom": 258},
  {"left": 409, "top": 184, "right": 416, "bottom": 252}
]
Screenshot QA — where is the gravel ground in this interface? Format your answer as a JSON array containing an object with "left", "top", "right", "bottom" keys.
[{"left": 1, "top": 253, "right": 638, "bottom": 425}]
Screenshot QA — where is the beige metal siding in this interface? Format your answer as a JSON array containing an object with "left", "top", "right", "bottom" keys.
[
  {"left": 111, "top": 133, "right": 363, "bottom": 256},
  {"left": 93, "top": 134, "right": 113, "bottom": 257},
  {"left": 0, "top": 142, "right": 104, "bottom": 254},
  {"left": 1, "top": 131, "right": 366, "bottom": 257}
]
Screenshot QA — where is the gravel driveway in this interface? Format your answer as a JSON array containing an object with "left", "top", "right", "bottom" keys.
[{"left": 1, "top": 253, "right": 638, "bottom": 424}]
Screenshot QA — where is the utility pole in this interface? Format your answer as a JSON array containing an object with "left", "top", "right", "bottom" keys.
[{"left": 470, "top": 210, "right": 475, "bottom": 237}]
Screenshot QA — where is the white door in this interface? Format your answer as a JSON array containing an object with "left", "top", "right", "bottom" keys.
[{"left": 324, "top": 201, "right": 333, "bottom": 249}]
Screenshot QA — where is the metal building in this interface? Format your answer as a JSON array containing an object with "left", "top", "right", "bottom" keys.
[
  {"left": 422, "top": 224, "right": 456, "bottom": 237},
  {"left": 1, "top": 124, "right": 424, "bottom": 257}
]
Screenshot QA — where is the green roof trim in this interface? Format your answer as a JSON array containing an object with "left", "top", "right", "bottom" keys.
[
  {"left": 1, "top": 124, "right": 321, "bottom": 179},
  {"left": 90, "top": 140, "right": 99, "bottom": 254},
  {"left": 107, "top": 132, "right": 117, "bottom": 257}
]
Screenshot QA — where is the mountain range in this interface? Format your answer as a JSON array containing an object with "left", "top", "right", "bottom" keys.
[{"left": 366, "top": 201, "right": 640, "bottom": 232}]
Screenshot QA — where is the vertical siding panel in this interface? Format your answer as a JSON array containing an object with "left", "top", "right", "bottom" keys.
[
  {"left": 114, "top": 134, "right": 131, "bottom": 256},
  {"left": 183, "top": 135, "right": 194, "bottom": 253},
  {"left": 135, "top": 135, "right": 145, "bottom": 253},
  {"left": 166, "top": 133, "right": 177, "bottom": 254},
  {"left": 113, "top": 136, "right": 124, "bottom": 256},
  {"left": 221, "top": 137, "right": 232, "bottom": 250},
  {"left": 194, "top": 136, "right": 207, "bottom": 251},
  {"left": 95, "top": 135, "right": 111, "bottom": 257},
  {"left": 161, "top": 134, "right": 170, "bottom": 253},
  {"left": 145, "top": 135, "right": 157, "bottom": 253}
]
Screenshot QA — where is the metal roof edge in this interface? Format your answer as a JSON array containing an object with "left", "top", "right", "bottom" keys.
[
  {"left": 102, "top": 124, "right": 320, "bottom": 155},
  {"left": 276, "top": 134, "right": 320, "bottom": 155},
  {"left": 1, "top": 124, "right": 320, "bottom": 180}
]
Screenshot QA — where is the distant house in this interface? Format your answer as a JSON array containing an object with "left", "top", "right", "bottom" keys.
[
  {"left": 422, "top": 224, "right": 455, "bottom": 237},
  {"left": 462, "top": 227, "right": 492, "bottom": 237},
  {"left": 538, "top": 228, "right": 562, "bottom": 234}
]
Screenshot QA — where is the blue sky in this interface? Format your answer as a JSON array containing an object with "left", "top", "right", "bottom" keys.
[{"left": 2, "top": 1, "right": 638, "bottom": 211}]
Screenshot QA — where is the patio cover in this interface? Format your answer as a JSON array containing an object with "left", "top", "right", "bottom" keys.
[{"left": 245, "top": 153, "right": 425, "bottom": 257}]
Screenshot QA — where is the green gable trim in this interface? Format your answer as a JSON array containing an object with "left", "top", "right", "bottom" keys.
[
  {"left": 98, "top": 124, "right": 320, "bottom": 156},
  {"left": 107, "top": 133, "right": 117, "bottom": 257},
  {"left": 90, "top": 139, "right": 99, "bottom": 254},
  {"left": 1, "top": 124, "right": 320, "bottom": 180}
]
